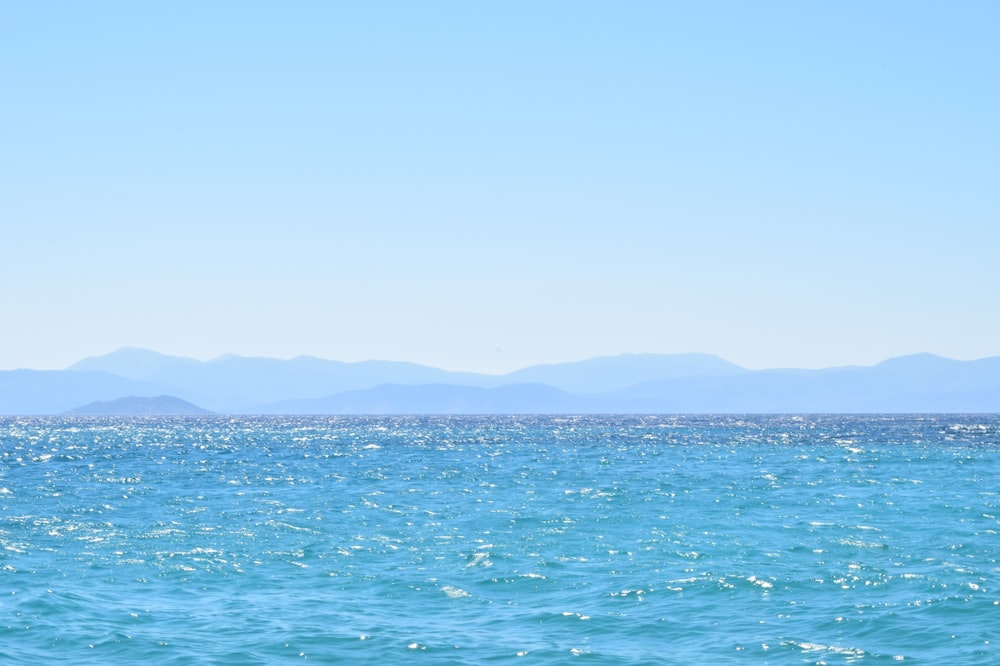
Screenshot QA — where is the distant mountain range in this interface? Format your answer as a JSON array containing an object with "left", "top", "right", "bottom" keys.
[{"left": 0, "top": 348, "right": 997, "bottom": 414}]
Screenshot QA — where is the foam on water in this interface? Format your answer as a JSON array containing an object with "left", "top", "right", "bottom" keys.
[{"left": 1, "top": 415, "right": 999, "bottom": 663}]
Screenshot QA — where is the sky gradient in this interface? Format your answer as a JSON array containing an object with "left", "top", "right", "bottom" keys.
[{"left": 2, "top": 2, "right": 998, "bottom": 373}]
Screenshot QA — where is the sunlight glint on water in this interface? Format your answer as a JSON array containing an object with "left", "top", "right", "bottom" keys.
[{"left": 1, "top": 415, "right": 999, "bottom": 664}]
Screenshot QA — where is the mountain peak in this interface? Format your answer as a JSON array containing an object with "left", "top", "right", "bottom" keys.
[
  {"left": 68, "top": 348, "right": 200, "bottom": 380},
  {"left": 63, "top": 395, "right": 213, "bottom": 416},
  {"left": 874, "top": 353, "right": 956, "bottom": 368}
]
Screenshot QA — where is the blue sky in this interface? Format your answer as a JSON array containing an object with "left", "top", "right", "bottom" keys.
[{"left": 2, "top": 1, "right": 997, "bottom": 373}]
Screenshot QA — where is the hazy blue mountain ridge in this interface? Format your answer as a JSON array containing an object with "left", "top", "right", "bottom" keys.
[
  {"left": 2, "top": 349, "right": 997, "bottom": 414},
  {"left": 612, "top": 355, "right": 1000, "bottom": 412},
  {"left": 493, "top": 352, "right": 747, "bottom": 393},
  {"left": 65, "top": 348, "right": 745, "bottom": 409},
  {"left": 69, "top": 348, "right": 498, "bottom": 409}
]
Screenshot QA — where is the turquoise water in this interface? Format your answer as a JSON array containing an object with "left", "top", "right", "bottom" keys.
[{"left": 1, "top": 415, "right": 999, "bottom": 664}]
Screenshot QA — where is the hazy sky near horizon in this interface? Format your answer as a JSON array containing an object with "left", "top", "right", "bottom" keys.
[{"left": 2, "top": 2, "right": 998, "bottom": 373}]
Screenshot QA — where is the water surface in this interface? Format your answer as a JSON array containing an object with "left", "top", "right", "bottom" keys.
[{"left": 1, "top": 415, "right": 998, "bottom": 663}]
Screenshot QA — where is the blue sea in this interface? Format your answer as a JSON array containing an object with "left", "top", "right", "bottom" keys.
[{"left": 1, "top": 415, "right": 998, "bottom": 664}]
